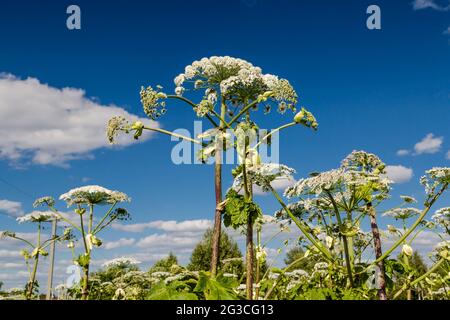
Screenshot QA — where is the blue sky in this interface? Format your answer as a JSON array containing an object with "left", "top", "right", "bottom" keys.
[{"left": 0, "top": 0, "right": 449, "bottom": 290}]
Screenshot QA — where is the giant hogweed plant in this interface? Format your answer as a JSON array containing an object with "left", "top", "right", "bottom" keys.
[
  {"left": 107, "top": 56, "right": 317, "bottom": 299},
  {"left": 0, "top": 206, "right": 73, "bottom": 299},
  {"left": 34, "top": 185, "right": 131, "bottom": 300},
  {"left": 258, "top": 151, "right": 450, "bottom": 300}
]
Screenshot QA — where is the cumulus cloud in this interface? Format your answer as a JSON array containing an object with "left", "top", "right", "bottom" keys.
[
  {"left": 104, "top": 237, "right": 136, "bottom": 250},
  {"left": 0, "top": 199, "right": 24, "bottom": 217},
  {"left": 414, "top": 133, "right": 443, "bottom": 154},
  {"left": 446, "top": 150, "right": 450, "bottom": 160},
  {"left": 396, "top": 149, "right": 410, "bottom": 156},
  {"left": 0, "top": 74, "right": 157, "bottom": 167},
  {"left": 112, "top": 219, "right": 212, "bottom": 233},
  {"left": 136, "top": 233, "right": 200, "bottom": 249},
  {"left": 0, "top": 249, "right": 21, "bottom": 258},
  {"left": 385, "top": 165, "right": 414, "bottom": 183},
  {"left": 412, "top": 0, "right": 450, "bottom": 11}
]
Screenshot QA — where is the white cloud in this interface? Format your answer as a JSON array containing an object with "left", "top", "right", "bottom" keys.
[
  {"left": 446, "top": 150, "right": 450, "bottom": 160},
  {"left": 396, "top": 149, "right": 410, "bottom": 156},
  {"left": 104, "top": 237, "right": 136, "bottom": 250},
  {"left": 0, "top": 249, "right": 21, "bottom": 258},
  {"left": 0, "top": 199, "right": 24, "bottom": 217},
  {"left": 0, "top": 262, "right": 23, "bottom": 269},
  {"left": 0, "top": 74, "right": 158, "bottom": 166},
  {"left": 112, "top": 219, "right": 212, "bottom": 233},
  {"left": 136, "top": 233, "right": 200, "bottom": 249},
  {"left": 414, "top": 133, "right": 443, "bottom": 154},
  {"left": 385, "top": 165, "right": 414, "bottom": 183},
  {"left": 412, "top": 0, "right": 450, "bottom": 11},
  {"left": 444, "top": 26, "right": 450, "bottom": 34}
]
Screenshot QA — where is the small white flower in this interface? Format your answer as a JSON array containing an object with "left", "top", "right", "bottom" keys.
[
  {"left": 175, "top": 86, "right": 185, "bottom": 96},
  {"left": 255, "top": 246, "right": 267, "bottom": 263},
  {"left": 85, "top": 233, "right": 102, "bottom": 250},
  {"left": 402, "top": 244, "right": 413, "bottom": 257}
]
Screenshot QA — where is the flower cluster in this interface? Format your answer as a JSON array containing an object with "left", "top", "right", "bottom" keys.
[
  {"left": 432, "top": 207, "right": 450, "bottom": 229},
  {"left": 194, "top": 99, "right": 214, "bottom": 117},
  {"left": 174, "top": 56, "right": 298, "bottom": 113},
  {"left": 174, "top": 56, "right": 258, "bottom": 89},
  {"left": 246, "top": 163, "right": 296, "bottom": 192},
  {"left": 420, "top": 167, "right": 450, "bottom": 196},
  {"left": 102, "top": 257, "right": 142, "bottom": 268},
  {"left": 285, "top": 169, "right": 345, "bottom": 198},
  {"left": 16, "top": 211, "right": 59, "bottom": 223},
  {"left": 383, "top": 207, "right": 421, "bottom": 220},
  {"left": 59, "top": 185, "right": 130, "bottom": 206},
  {"left": 341, "top": 150, "right": 385, "bottom": 173},
  {"left": 265, "top": 76, "right": 298, "bottom": 112},
  {"left": 294, "top": 108, "right": 318, "bottom": 130},
  {"left": 433, "top": 240, "right": 450, "bottom": 259},
  {"left": 32, "top": 196, "right": 55, "bottom": 208},
  {"left": 220, "top": 68, "right": 267, "bottom": 102},
  {"left": 140, "top": 86, "right": 167, "bottom": 120},
  {"left": 106, "top": 116, "right": 131, "bottom": 144}
]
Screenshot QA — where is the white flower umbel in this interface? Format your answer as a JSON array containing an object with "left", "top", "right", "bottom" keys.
[
  {"left": 16, "top": 210, "right": 59, "bottom": 223},
  {"left": 420, "top": 167, "right": 450, "bottom": 196},
  {"left": 432, "top": 207, "right": 450, "bottom": 229},
  {"left": 383, "top": 208, "right": 421, "bottom": 220},
  {"left": 174, "top": 56, "right": 259, "bottom": 89},
  {"left": 59, "top": 185, "right": 130, "bottom": 206},
  {"left": 32, "top": 196, "right": 55, "bottom": 208},
  {"left": 102, "top": 257, "right": 142, "bottom": 268}
]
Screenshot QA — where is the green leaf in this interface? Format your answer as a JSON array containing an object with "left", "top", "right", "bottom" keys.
[
  {"left": 146, "top": 281, "right": 198, "bottom": 300},
  {"left": 194, "top": 272, "right": 239, "bottom": 300},
  {"left": 223, "top": 189, "right": 262, "bottom": 229}
]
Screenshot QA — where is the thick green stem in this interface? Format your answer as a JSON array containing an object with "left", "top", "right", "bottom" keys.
[
  {"left": 27, "top": 256, "right": 39, "bottom": 299},
  {"left": 326, "top": 192, "right": 354, "bottom": 287},
  {"left": 27, "top": 223, "right": 41, "bottom": 300},
  {"left": 211, "top": 99, "right": 227, "bottom": 276},
  {"left": 88, "top": 205, "right": 93, "bottom": 234},
  {"left": 81, "top": 265, "right": 90, "bottom": 300},
  {"left": 46, "top": 219, "right": 58, "bottom": 300},
  {"left": 79, "top": 211, "right": 90, "bottom": 300},
  {"left": 367, "top": 203, "right": 387, "bottom": 300},
  {"left": 243, "top": 137, "right": 254, "bottom": 300}
]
